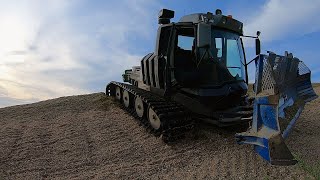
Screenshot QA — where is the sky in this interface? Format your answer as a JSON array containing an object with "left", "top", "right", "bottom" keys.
[{"left": 0, "top": 0, "right": 320, "bottom": 107}]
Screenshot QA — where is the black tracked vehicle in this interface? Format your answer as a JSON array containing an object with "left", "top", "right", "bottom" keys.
[{"left": 106, "top": 9, "right": 317, "bottom": 165}]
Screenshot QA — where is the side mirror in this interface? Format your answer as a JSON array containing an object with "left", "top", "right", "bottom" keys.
[
  {"left": 255, "top": 38, "right": 261, "bottom": 55},
  {"left": 256, "top": 31, "right": 261, "bottom": 37},
  {"left": 197, "top": 23, "right": 211, "bottom": 48}
]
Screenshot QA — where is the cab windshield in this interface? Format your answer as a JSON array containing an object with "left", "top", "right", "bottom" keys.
[{"left": 174, "top": 27, "right": 246, "bottom": 87}]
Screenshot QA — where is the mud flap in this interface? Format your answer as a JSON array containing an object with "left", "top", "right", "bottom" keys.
[{"left": 236, "top": 52, "right": 318, "bottom": 165}]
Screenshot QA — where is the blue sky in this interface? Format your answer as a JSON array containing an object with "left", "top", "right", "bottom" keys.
[{"left": 0, "top": 0, "right": 320, "bottom": 107}]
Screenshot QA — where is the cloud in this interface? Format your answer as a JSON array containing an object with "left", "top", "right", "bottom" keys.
[
  {"left": 0, "top": 0, "right": 161, "bottom": 107},
  {"left": 241, "top": 0, "right": 320, "bottom": 83},
  {"left": 244, "top": 0, "right": 320, "bottom": 42}
]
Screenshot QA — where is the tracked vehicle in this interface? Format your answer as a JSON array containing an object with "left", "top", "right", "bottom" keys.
[{"left": 106, "top": 9, "right": 318, "bottom": 165}]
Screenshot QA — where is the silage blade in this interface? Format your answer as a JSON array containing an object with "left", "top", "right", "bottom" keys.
[{"left": 236, "top": 52, "right": 318, "bottom": 165}]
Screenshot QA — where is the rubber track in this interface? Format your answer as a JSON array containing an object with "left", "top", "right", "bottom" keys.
[{"left": 106, "top": 81, "right": 194, "bottom": 143}]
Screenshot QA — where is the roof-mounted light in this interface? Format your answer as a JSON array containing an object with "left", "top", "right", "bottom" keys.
[
  {"left": 158, "top": 9, "right": 174, "bottom": 19},
  {"left": 158, "top": 9, "right": 174, "bottom": 24},
  {"left": 215, "top": 9, "right": 222, "bottom": 15},
  {"left": 206, "top": 12, "right": 214, "bottom": 19}
]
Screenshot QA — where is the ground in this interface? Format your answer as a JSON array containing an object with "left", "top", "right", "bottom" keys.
[{"left": 0, "top": 85, "right": 319, "bottom": 179}]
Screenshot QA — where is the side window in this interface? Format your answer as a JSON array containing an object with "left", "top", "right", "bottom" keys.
[
  {"left": 177, "top": 35, "right": 194, "bottom": 50},
  {"left": 215, "top": 38, "right": 223, "bottom": 58}
]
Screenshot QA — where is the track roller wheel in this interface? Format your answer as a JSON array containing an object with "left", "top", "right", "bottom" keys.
[
  {"left": 115, "top": 86, "right": 122, "bottom": 101},
  {"left": 148, "top": 106, "right": 161, "bottom": 131},
  {"left": 122, "top": 90, "right": 131, "bottom": 108},
  {"left": 134, "top": 96, "right": 145, "bottom": 118}
]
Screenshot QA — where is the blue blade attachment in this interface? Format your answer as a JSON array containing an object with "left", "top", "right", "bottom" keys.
[{"left": 236, "top": 52, "right": 318, "bottom": 165}]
